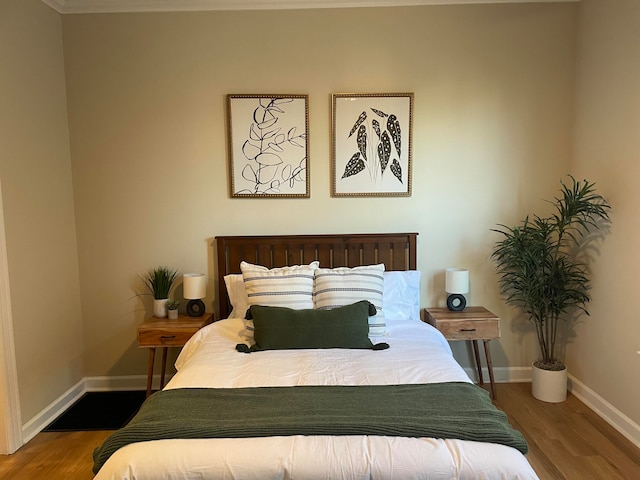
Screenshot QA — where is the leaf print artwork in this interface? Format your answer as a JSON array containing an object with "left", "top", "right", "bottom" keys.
[
  {"left": 339, "top": 105, "right": 405, "bottom": 185},
  {"left": 228, "top": 95, "right": 309, "bottom": 197},
  {"left": 333, "top": 93, "right": 412, "bottom": 196}
]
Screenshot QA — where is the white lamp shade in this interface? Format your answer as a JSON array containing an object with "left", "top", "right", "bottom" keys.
[
  {"left": 445, "top": 268, "right": 469, "bottom": 294},
  {"left": 183, "top": 273, "right": 206, "bottom": 299}
]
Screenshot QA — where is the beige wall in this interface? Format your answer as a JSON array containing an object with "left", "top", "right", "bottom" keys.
[
  {"left": 61, "top": 3, "right": 578, "bottom": 377},
  {"left": 5, "top": 0, "right": 638, "bottom": 447},
  {"left": 571, "top": 0, "right": 640, "bottom": 426},
  {"left": 5, "top": 0, "right": 601, "bottom": 431},
  {"left": 0, "top": 0, "right": 83, "bottom": 423}
]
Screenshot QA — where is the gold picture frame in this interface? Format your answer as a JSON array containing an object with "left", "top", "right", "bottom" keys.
[
  {"left": 227, "top": 94, "right": 310, "bottom": 198},
  {"left": 331, "top": 93, "right": 413, "bottom": 197}
]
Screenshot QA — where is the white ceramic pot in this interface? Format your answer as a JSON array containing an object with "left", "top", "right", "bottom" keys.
[
  {"left": 167, "top": 308, "right": 179, "bottom": 320},
  {"left": 531, "top": 363, "right": 567, "bottom": 403},
  {"left": 153, "top": 298, "right": 168, "bottom": 318}
]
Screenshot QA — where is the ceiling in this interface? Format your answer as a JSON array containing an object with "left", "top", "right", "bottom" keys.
[{"left": 42, "top": 0, "right": 578, "bottom": 14}]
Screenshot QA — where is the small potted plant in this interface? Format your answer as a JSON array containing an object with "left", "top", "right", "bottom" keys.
[
  {"left": 142, "top": 266, "right": 179, "bottom": 318},
  {"left": 491, "top": 176, "right": 610, "bottom": 402},
  {"left": 166, "top": 299, "right": 180, "bottom": 320}
]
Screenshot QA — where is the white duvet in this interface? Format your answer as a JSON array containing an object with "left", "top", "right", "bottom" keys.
[{"left": 94, "top": 317, "right": 539, "bottom": 480}]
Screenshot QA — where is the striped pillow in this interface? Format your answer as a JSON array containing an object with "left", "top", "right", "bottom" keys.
[
  {"left": 314, "top": 264, "right": 386, "bottom": 336},
  {"left": 240, "top": 261, "right": 319, "bottom": 341}
]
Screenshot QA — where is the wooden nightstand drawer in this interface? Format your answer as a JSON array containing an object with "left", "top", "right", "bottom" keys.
[
  {"left": 137, "top": 315, "right": 213, "bottom": 347},
  {"left": 423, "top": 306, "right": 501, "bottom": 341},
  {"left": 423, "top": 306, "right": 500, "bottom": 399},
  {"left": 434, "top": 318, "right": 499, "bottom": 340},
  {"left": 137, "top": 313, "right": 214, "bottom": 397},
  {"left": 137, "top": 326, "right": 200, "bottom": 346}
]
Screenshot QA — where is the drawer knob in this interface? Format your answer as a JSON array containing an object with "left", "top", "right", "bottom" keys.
[
  {"left": 160, "top": 335, "right": 176, "bottom": 340},
  {"left": 460, "top": 328, "right": 476, "bottom": 332}
]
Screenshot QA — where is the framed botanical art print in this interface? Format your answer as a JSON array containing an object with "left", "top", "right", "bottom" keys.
[
  {"left": 227, "top": 94, "right": 309, "bottom": 198},
  {"left": 332, "top": 93, "right": 413, "bottom": 197}
]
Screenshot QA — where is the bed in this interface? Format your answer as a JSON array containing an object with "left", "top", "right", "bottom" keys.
[{"left": 93, "top": 233, "right": 539, "bottom": 480}]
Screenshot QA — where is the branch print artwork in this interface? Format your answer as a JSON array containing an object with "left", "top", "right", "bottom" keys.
[
  {"left": 227, "top": 95, "right": 309, "bottom": 198},
  {"left": 332, "top": 93, "right": 413, "bottom": 197}
]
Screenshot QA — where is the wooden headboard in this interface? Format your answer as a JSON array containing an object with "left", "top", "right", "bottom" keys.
[{"left": 215, "top": 233, "right": 418, "bottom": 319}]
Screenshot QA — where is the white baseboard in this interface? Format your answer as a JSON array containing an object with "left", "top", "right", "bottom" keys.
[
  {"left": 20, "top": 374, "right": 170, "bottom": 445},
  {"left": 463, "top": 366, "right": 532, "bottom": 383},
  {"left": 21, "top": 370, "right": 640, "bottom": 454},
  {"left": 568, "top": 374, "right": 640, "bottom": 450},
  {"left": 21, "top": 378, "right": 86, "bottom": 444},
  {"left": 83, "top": 374, "right": 150, "bottom": 391}
]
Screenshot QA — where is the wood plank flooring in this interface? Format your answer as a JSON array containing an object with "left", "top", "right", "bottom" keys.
[
  {"left": 492, "top": 383, "right": 640, "bottom": 479},
  {"left": 0, "top": 430, "right": 110, "bottom": 480},
  {"left": 1, "top": 383, "right": 639, "bottom": 479}
]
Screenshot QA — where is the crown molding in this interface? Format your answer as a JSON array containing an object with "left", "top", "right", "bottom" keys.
[{"left": 41, "top": 0, "right": 579, "bottom": 14}]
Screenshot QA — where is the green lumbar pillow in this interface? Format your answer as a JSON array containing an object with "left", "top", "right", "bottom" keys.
[{"left": 236, "top": 300, "right": 389, "bottom": 353}]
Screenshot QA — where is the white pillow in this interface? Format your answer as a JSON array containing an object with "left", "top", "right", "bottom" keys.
[
  {"left": 241, "top": 261, "right": 319, "bottom": 308},
  {"left": 314, "top": 264, "right": 386, "bottom": 336},
  {"left": 240, "top": 261, "right": 319, "bottom": 341},
  {"left": 383, "top": 270, "right": 421, "bottom": 323},
  {"left": 223, "top": 274, "right": 248, "bottom": 319}
]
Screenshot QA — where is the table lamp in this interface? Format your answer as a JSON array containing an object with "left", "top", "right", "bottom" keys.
[
  {"left": 183, "top": 273, "right": 206, "bottom": 317},
  {"left": 445, "top": 268, "right": 469, "bottom": 311}
]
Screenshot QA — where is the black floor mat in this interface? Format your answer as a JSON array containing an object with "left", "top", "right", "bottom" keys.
[{"left": 44, "top": 390, "right": 147, "bottom": 431}]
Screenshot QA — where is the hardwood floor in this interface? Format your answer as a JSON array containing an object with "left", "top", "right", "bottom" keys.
[
  {"left": 492, "top": 383, "right": 640, "bottom": 479},
  {"left": 0, "top": 430, "right": 111, "bottom": 480},
  {"left": 0, "top": 383, "right": 639, "bottom": 479}
]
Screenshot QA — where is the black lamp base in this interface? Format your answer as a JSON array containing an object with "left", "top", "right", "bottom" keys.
[
  {"left": 446, "top": 294, "right": 466, "bottom": 311},
  {"left": 186, "top": 299, "right": 205, "bottom": 317}
]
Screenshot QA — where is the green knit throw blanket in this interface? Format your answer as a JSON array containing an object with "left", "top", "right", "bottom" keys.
[{"left": 93, "top": 382, "right": 527, "bottom": 474}]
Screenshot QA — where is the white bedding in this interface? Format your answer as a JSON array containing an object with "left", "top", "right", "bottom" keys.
[{"left": 95, "top": 317, "right": 539, "bottom": 480}]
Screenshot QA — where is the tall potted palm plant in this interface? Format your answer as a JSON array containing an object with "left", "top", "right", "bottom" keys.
[{"left": 491, "top": 177, "right": 610, "bottom": 402}]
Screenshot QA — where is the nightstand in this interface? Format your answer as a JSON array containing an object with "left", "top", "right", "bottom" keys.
[
  {"left": 137, "top": 313, "right": 214, "bottom": 397},
  {"left": 423, "top": 306, "right": 500, "bottom": 399}
]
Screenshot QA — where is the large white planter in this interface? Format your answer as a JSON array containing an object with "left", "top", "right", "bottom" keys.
[
  {"left": 531, "top": 363, "right": 567, "bottom": 403},
  {"left": 153, "top": 298, "right": 168, "bottom": 318}
]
